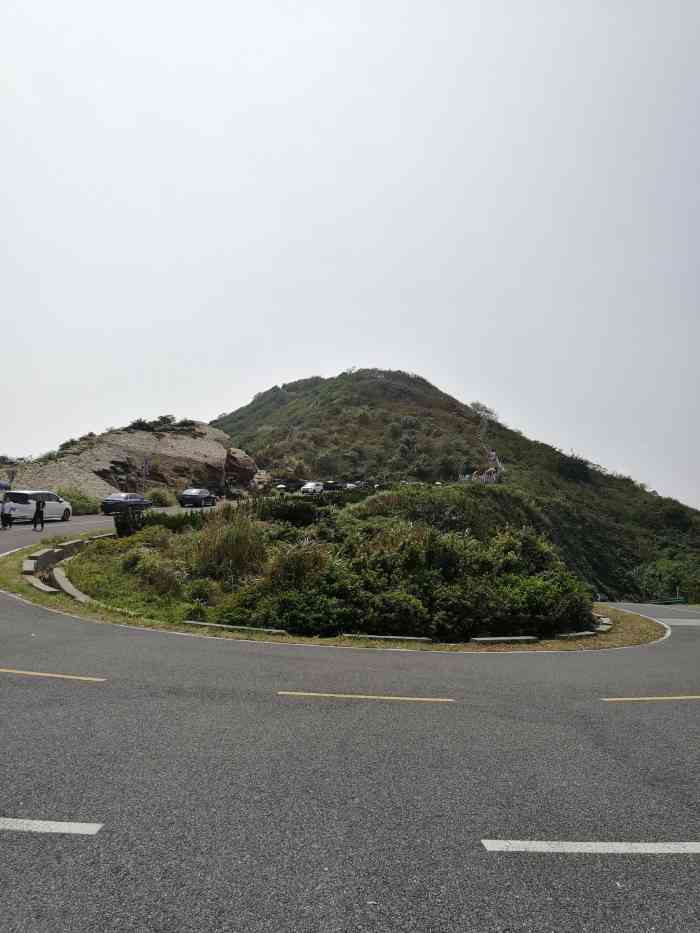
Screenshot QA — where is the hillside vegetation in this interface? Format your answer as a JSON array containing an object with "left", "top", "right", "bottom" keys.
[{"left": 213, "top": 369, "right": 700, "bottom": 599}]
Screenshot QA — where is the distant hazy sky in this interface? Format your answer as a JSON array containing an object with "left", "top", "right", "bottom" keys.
[{"left": 2, "top": 2, "right": 698, "bottom": 506}]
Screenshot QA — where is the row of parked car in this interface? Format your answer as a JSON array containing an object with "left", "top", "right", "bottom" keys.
[
  {"left": 0, "top": 486, "right": 222, "bottom": 524},
  {"left": 285, "top": 481, "right": 362, "bottom": 495},
  {"left": 101, "top": 488, "right": 219, "bottom": 513}
]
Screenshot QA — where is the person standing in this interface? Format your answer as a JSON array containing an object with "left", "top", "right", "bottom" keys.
[{"left": 32, "top": 496, "right": 45, "bottom": 532}]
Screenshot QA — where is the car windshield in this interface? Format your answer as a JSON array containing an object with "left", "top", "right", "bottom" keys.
[
  {"left": 107, "top": 494, "right": 129, "bottom": 500},
  {"left": 183, "top": 489, "right": 205, "bottom": 495}
]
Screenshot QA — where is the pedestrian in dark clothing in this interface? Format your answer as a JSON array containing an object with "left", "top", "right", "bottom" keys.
[{"left": 32, "top": 498, "right": 45, "bottom": 532}]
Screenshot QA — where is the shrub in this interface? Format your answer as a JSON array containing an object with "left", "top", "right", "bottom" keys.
[
  {"left": 184, "top": 578, "right": 219, "bottom": 606},
  {"left": 267, "top": 544, "right": 329, "bottom": 589},
  {"left": 121, "top": 546, "right": 148, "bottom": 572},
  {"left": 113, "top": 508, "right": 146, "bottom": 537},
  {"left": 256, "top": 497, "right": 319, "bottom": 526},
  {"left": 134, "top": 551, "right": 183, "bottom": 595},
  {"left": 184, "top": 603, "right": 208, "bottom": 621},
  {"left": 142, "top": 510, "right": 207, "bottom": 534},
  {"left": 133, "top": 524, "right": 174, "bottom": 550},
  {"left": 365, "top": 590, "right": 431, "bottom": 636},
  {"left": 558, "top": 454, "right": 591, "bottom": 483},
  {"left": 146, "top": 487, "right": 177, "bottom": 507},
  {"left": 57, "top": 487, "right": 100, "bottom": 516}
]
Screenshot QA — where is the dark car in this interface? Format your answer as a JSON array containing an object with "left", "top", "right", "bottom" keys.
[
  {"left": 177, "top": 487, "right": 218, "bottom": 508},
  {"left": 101, "top": 492, "right": 153, "bottom": 514}
]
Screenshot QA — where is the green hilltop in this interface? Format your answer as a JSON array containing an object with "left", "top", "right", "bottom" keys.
[{"left": 212, "top": 368, "right": 700, "bottom": 599}]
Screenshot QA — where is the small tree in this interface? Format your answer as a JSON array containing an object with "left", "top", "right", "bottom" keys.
[{"left": 470, "top": 401, "right": 497, "bottom": 422}]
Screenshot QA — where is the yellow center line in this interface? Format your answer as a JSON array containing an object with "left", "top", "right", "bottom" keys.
[
  {"left": 0, "top": 668, "right": 106, "bottom": 684},
  {"left": 602, "top": 695, "right": 700, "bottom": 703},
  {"left": 278, "top": 690, "right": 455, "bottom": 703}
]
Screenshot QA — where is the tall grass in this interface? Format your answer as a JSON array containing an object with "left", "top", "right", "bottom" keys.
[{"left": 193, "top": 512, "right": 267, "bottom": 582}]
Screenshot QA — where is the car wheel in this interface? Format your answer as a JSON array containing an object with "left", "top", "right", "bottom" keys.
[{"left": 62, "top": 509, "right": 70, "bottom": 521}]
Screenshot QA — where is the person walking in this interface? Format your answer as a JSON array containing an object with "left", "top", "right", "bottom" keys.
[
  {"left": 0, "top": 495, "right": 12, "bottom": 530},
  {"left": 32, "top": 496, "right": 45, "bottom": 532}
]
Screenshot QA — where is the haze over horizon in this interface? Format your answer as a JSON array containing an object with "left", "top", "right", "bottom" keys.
[{"left": 3, "top": 2, "right": 698, "bottom": 507}]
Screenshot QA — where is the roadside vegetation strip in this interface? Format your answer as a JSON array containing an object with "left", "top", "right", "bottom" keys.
[
  {"left": 278, "top": 690, "right": 455, "bottom": 703},
  {"left": 481, "top": 839, "right": 700, "bottom": 854},
  {"left": 0, "top": 545, "right": 667, "bottom": 654},
  {"left": 0, "top": 667, "right": 105, "bottom": 683}
]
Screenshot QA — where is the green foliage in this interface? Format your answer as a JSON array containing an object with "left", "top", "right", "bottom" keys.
[
  {"left": 210, "top": 368, "right": 700, "bottom": 598},
  {"left": 184, "top": 577, "right": 220, "bottom": 606},
  {"left": 142, "top": 510, "right": 208, "bottom": 533},
  {"left": 125, "top": 415, "right": 201, "bottom": 435},
  {"left": 145, "top": 486, "right": 177, "bottom": 507},
  {"left": 113, "top": 508, "right": 146, "bottom": 537},
  {"left": 193, "top": 513, "right": 267, "bottom": 582},
  {"left": 630, "top": 555, "right": 700, "bottom": 602},
  {"left": 72, "top": 485, "right": 594, "bottom": 640},
  {"left": 134, "top": 551, "right": 183, "bottom": 596},
  {"left": 557, "top": 453, "right": 591, "bottom": 483},
  {"left": 255, "top": 497, "right": 319, "bottom": 526},
  {"left": 56, "top": 487, "right": 100, "bottom": 515}
]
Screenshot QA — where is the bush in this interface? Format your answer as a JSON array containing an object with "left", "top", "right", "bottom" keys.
[
  {"left": 558, "top": 454, "right": 591, "bottom": 483},
  {"left": 146, "top": 487, "right": 177, "bottom": 507},
  {"left": 142, "top": 510, "right": 207, "bottom": 534},
  {"left": 184, "top": 578, "right": 219, "bottom": 606},
  {"left": 121, "top": 546, "right": 148, "bottom": 572},
  {"left": 113, "top": 508, "right": 146, "bottom": 537},
  {"left": 134, "top": 551, "right": 183, "bottom": 596},
  {"left": 57, "top": 487, "right": 100, "bottom": 516},
  {"left": 255, "top": 497, "right": 319, "bottom": 526}
]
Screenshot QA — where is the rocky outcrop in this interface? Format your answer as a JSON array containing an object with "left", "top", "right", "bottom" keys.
[
  {"left": 4, "top": 424, "right": 257, "bottom": 498},
  {"left": 225, "top": 448, "right": 258, "bottom": 487}
]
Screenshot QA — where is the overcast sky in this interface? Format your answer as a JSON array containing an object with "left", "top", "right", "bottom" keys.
[{"left": 2, "top": 1, "right": 698, "bottom": 506}]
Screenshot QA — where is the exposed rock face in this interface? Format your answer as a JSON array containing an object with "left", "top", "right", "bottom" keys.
[
  {"left": 4, "top": 424, "right": 257, "bottom": 497},
  {"left": 225, "top": 448, "right": 258, "bottom": 487}
]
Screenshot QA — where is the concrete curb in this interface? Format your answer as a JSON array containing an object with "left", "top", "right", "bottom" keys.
[
  {"left": 555, "top": 631, "right": 596, "bottom": 639},
  {"left": 52, "top": 567, "right": 92, "bottom": 604},
  {"left": 19, "top": 533, "right": 116, "bottom": 601},
  {"left": 472, "top": 635, "right": 539, "bottom": 644},
  {"left": 342, "top": 633, "right": 432, "bottom": 643}
]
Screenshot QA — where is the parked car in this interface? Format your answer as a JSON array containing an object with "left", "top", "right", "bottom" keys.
[
  {"left": 101, "top": 492, "right": 153, "bottom": 515},
  {"left": 345, "top": 482, "right": 358, "bottom": 490},
  {"left": 323, "top": 480, "right": 343, "bottom": 492},
  {"left": 301, "top": 482, "right": 324, "bottom": 495},
  {"left": 2, "top": 490, "right": 72, "bottom": 523},
  {"left": 177, "top": 488, "right": 218, "bottom": 508}
]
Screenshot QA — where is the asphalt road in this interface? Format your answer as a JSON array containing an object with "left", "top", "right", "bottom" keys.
[
  {"left": 1, "top": 531, "right": 699, "bottom": 931},
  {"left": 0, "top": 512, "right": 116, "bottom": 551}
]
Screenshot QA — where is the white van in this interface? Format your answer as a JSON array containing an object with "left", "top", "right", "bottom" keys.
[
  {"left": 2, "top": 490, "right": 73, "bottom": 523},
  {"left": 300, "top": 482, "right": 324, "bottom": 495}
]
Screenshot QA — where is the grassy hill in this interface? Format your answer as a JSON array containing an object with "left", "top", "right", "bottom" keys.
[{"left": 212, "top": 369, "right": 700, "bottom": 599}]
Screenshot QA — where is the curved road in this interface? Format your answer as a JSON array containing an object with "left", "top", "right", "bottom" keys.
[{"left": 1, "top": 528, "right": 699, "bottom": 932}]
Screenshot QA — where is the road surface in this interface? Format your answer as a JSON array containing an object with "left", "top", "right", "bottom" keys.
[{"left": 1, "top": 532, "right": 698, "bottom": 931}]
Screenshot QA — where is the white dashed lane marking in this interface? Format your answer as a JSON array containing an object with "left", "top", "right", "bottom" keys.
[
  {"left": 482, "top": 839, "right": 700, "bottom": 854},
  {"left": 0, "top": 818, "right": 102, "bottom": 835}
]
